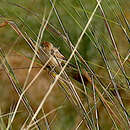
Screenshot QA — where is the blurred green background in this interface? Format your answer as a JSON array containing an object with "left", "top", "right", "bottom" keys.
[{"left": 0, "top": 0, "right": 129, "bottom": 129}]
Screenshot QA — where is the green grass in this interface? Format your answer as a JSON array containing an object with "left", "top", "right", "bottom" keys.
[{"left": 0, "top": 0, "right": 129, "bottom": 129}]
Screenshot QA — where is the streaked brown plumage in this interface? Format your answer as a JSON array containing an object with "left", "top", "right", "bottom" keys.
[
  {"left": 39, "top": 41, "right": 65, "bottom": 67},
  {"left": 38, "top": 41, "right": 89, "bottom": 85}
]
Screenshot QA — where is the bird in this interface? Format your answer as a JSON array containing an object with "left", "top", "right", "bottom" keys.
[
  {"left": 39, "top": 41, "right": 65, "bottom": 67},
  {"left": 38, "top": 41, "right": 90, "bottom": 85}
]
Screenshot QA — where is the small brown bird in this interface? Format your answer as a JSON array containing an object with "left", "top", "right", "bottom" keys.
[
  {"left": 39, "top": 41, "right": 65, "bottom": 67},
  {"left": 38, "top": 41, "right": 90, "bottom": 85}
]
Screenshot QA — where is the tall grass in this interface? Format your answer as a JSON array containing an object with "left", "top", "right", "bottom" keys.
[{"left": 0, "top": 0, "right": 129, "bottom": 129}]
